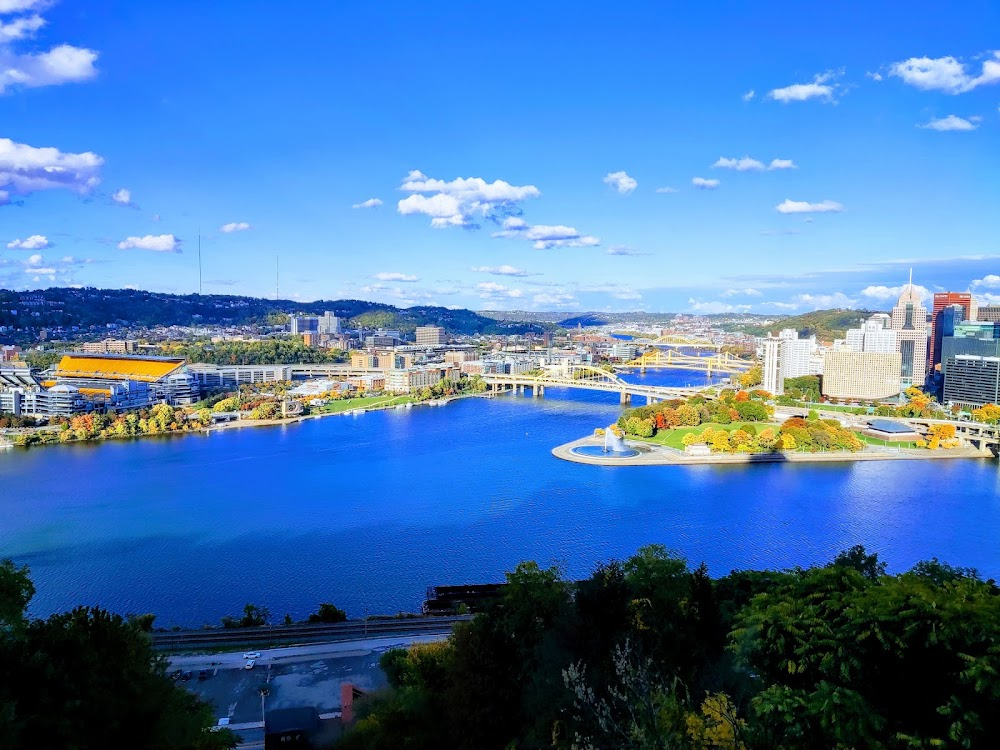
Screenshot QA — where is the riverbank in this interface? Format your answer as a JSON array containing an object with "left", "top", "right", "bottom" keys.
[{"left": 552, "top": 435, "right": 991, "bottom": 466}]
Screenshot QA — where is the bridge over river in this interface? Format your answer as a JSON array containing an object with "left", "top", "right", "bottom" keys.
[{"left": 481, "top": 364, "right": 712, "bottom": 404}]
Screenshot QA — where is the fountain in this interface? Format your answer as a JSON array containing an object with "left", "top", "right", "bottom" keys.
[{"left": 571, "top": 425, "right": 640, "bottom": 459}]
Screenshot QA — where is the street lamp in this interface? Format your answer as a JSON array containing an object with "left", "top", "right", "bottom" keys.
[{"left": 259, "top": 686, "right": 270, "bottom": 727}]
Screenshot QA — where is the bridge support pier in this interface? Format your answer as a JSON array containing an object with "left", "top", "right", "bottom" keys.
[{"left": 620, "top": 391, "right": 631, "bottom": 405}]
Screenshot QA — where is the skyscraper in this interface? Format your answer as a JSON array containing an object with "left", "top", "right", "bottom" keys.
[
  {"left": 889, "top": 272, "right": 928, "bottom": 389},
  {"left": 929, "top": 292, "right": 973, "bottom": 371}
]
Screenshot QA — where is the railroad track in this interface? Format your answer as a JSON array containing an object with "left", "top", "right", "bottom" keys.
[{"left": 151, "top": 615, "right": 470, "bottom": 651}]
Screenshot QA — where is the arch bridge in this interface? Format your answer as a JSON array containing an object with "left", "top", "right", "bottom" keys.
[
  {"left": 621, "top": 348, "right": 754, "bottom": 375},
  {"left": 481, "top": 363, "right": 710, "bottom": 405}
]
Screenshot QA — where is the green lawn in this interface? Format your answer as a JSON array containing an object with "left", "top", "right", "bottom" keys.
[
  {"left": 790, "top": 401, "right": 872, "bottom": 414},
  {"left": 637, "top": 422, "right": 779, "bottom": 450},
  {"left": 310, "top": 394, "right": 415, "bottom": 414},
  {"left": 855, "top": 433, "right": 922, "bottom": 450}
]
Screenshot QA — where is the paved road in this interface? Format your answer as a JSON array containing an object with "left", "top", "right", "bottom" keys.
[{"left": 168, "top": 632, "right": 449, "bottom": 672}]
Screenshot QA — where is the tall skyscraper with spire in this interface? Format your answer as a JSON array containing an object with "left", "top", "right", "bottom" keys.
[{"left": 890, "top": 269, "right": 928, "bottom": 389}]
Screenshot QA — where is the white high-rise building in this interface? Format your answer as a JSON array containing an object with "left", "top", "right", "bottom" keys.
[
  {"left": 846, "top": 314, "right": 896, "bottom": 354},
  {"left": 761, "top": 338, "right": 783, "bottom": 395},
  {"left": 890, "top": 273, "right": 928, "bottom": 388},
  {"left": 776, "top": 328, "right": 813, "bottom": 380},
  {"left": 318, "top": 311, "right": 341, "bottom": 335}
]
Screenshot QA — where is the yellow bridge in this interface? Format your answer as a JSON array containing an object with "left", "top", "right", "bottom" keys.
[{"left": 622, "top": 349, "right": 754, "bottom": 375}]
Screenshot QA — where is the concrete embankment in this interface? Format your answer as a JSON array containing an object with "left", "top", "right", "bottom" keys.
[{"left": 552, "top": 436, "right": 989, "bottom": 467}]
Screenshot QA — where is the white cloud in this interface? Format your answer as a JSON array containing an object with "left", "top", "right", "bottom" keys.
[
  {"left": 760, "top": 301, "right": 800, "bottom": 310},
  {"left": 475, "top": 281, "right": 523, "bottom": 300},
  {"left": 687, "top": 298, "right": 750, "bottom": 314},
  {"left": 6, "top": 234, "right": 48, "bottom": 249},
  {"left": 471, "top": 265, "right": 529, "bottom": 277},
  {"left": 613, "top": 289, "right": 642, "bottom": 301},
  {"left": 0, "top": 13, "right": 43, "bottom": 42},
  {"left": 117, "top": 234, "right": 181, "bottom": 252},
  {"left": 768, "top": 71, "right": 839, "bottom": 103},
  {"left": 491, "top": 217, "right": 599, "bottom": 249},
  {"left": 0, "top": 40, "right": 98, "bottom": 94},
  {"left": 0, "top": 1, "right": 48, "bottom": 12},
  {"left": 352, "top": 197, "right": 383, "bottom": 209},
  {"left": 768, "top": 158, "right": 797, "bottom": 170},
  {"left": 860, "top": 284, "right": 931, "bottom": 303},
  {"left": 721, "top": 288, "right": 762, "bottom": 297},
  {"left": 603, "top": 170, "right": 638, "bottom": 194},
  {"left": 713, "top": 156, "right": 765, "bottom": 171},
  {"left": 220, "top": 221, "right": 251, "bottom": 233},
  {"left": 606, "top": 245, "right": 650, "bottom": 256},
  {"left": 742, "top": 89, "right": 755, "bottom": 101},
  {"left": 532, "top": 291, "right": 576, "bottom": 308},
  {"left": 919, "top": 114, "right": 981, "bottom": 131},
  {"left": 866, "top": 71, "right": 883, "bottom": 82},
  {"left": 655, "top": 186, "right": 678, "bottom": 193},
  {"left": 775, "top": 198, "right": 843, "bottom": 214},
  {"left": 373, "top": 271, "right": 418, "bottom": 282},
  {"left": 691, "top": 177, "right": 720, "bottom": 189},
  {"left": 889, "top": 52, "right": 1000, "bottom": 94},
  {"left": 793, "top": 292, "right": 857, "bottom": 309},
  {"left": 397, "top": 170, "right": 540, "bottom": 228},
  {"left": 111, "top": 187, "right": 132, "bottom": 206},
  {"left": 971, "top": 274, "right": 1000, "bottom": 288},
  {"left": 0, "top": 138, "right": 102, "bottom": 203}
]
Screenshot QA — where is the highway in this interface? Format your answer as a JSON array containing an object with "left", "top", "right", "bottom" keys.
[{"left": 152, "top": 615, "right": 469, "bottom": 651}]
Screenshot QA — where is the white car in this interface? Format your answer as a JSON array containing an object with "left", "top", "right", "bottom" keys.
[
  {"left": 244, "top": 659, "right": 256, "bottom": 670},
  {"left": 242, "top": 652, "right": 261, "bottom": 659}
]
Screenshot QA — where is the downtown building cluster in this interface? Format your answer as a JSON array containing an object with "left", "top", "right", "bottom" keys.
[{"left": 760, "top": 277, "right": 1000, "bottom": 409}]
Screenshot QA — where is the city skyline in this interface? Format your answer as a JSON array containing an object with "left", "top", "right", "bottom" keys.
[{"left": 1, "top": 1, "right": 998, "bottom": 312}]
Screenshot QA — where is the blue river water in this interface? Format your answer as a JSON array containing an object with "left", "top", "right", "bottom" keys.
[{"left": 1, "top": 369, "right": 998, "bottom": 627}]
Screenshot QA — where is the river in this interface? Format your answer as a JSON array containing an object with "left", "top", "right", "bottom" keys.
[{"left": 1, "top": 370, "right": 998, "bottom": 627}]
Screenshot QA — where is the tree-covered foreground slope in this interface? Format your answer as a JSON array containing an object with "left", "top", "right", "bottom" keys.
[
  {"left": 339, "top": 546, "right": 1000, "bottom": 750},
  {"left": 0, "top": 560, "right": 237, "bottom": 750}
]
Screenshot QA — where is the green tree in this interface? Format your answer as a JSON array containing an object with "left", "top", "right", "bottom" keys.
[{"left": 306, "top": 603, "right": 348, "bottom": 624}]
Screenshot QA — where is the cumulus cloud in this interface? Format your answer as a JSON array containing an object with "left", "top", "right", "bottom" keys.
[
  {"left": 775, "top": 198, "right": 843, "bottom": 214},
  {"left": 352, "top": 197, "right": 383, "bottom": 209},
  {"left": 793, "top": 292, "right": 857, "bottom": 309},
  {"left": 713, "top": 156, "right": 765, "bottom": 171},
  {"left": 220, "top": 221, "right": 251, "bottom": 233},
  {"left": 889, "top": 52, "right": 1000, "bottom": 94},
  {"left": 742, "top": 89, "right": 755, "bottom": 101},
  {"left": 532, "top": 291, "right": 577, "bottom": 308},
  {"left": 111, "top": 187, "right": 132, "bottom": 206},
  {"left": 613, "top": 289, "right": 642, "bottom": 301},
  {"left": 691, "top": 177, "right": 720, "bottom": 190},
  {"left": 0, "top": 26, "right": 98, "bottom": 93},
  {"left": 760, "top": 301, "right": 800, "bottom": 310},
  {"left": 397, "top": 170, "right": 540, "bottom": 228},
  {"left": 721, "top": 288, "right": 762, "bottom": 297},
  {"left": 655, "top": 186, "right": 678, "bottom": 193},
  {"left": 475, "top": 281, "right": 524, "bottom": 300},
  {"left": 0, "top": 1, "right": 49, "bottom": 12},
  {"left": 860, "top": 284, "right": 931, "bottom": 303},
  {"left": 603, "top": 170, "right": 638, "bottom": 194},
  {"left": 491, "top": 217, "right": 599, "bottom": 249},
  {"left": 0, "top": 137, "right": 102, "bottom": 203},
  {"left": 6, "top": 234, "right": 48, "bottom": 249},
  {"left": 117, "top": 234, "right": 181, "bottom": 252},
  {"left": 373, "top": 271, "right": 418, "bottom": 282},
  {"left": 606, "top": 245, "right": 650, "bottom": 256},
  {"left": 687, "top": 298, "right": 751, "bottom": 314},
  {"left": 768, "top": 71, "right": 839, "bottom": 103},
  {"left": 919, "top": 114, "right": 981, "bottom": 131},
  {"left": 713, "top": 156, "right": 798, "bottom": 171},
  {"left": 971, "top": 274, "right": 1000, "bottom": 288},
  {"left": 471, "top": 265, "right": 530, "bottom": 277}
]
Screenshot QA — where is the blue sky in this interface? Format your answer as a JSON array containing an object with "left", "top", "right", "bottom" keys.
[{"left": 1, "top": 0, "right": 998, "bottom": 314}]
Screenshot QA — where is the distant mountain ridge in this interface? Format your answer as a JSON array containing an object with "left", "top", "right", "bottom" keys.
[
  {"left": 719, "top": 308, "right": 881, "bottom": 341},
  {"left": 0, "top": 287, "right": 549, "bottom": 337}
]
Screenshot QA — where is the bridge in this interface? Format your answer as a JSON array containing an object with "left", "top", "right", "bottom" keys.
[
  {"left": 621, "top": 348, "right": 754, "bottom": 375},
  {"left": 481, "top": 364, "right": 710, "bottom": 405}
]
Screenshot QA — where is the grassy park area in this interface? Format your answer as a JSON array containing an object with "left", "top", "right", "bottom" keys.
[
  {"left": 310, "top": 394, "right": 416, "bottom": 414},
  {"left": 637, "top": 422, "right": 781, "bottom": 450}
]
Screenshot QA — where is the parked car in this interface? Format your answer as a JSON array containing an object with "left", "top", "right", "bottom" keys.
[
  {"left": 171, "top": 669, "right": 182, "bottom": 681},
  {"left": 245, "top": 659, "right": 256, "bottom": 670},
  {"left": 242, "top": 652, "right": 261, "bottom": 659},
  {"left": 181, "top": 671, "right": 193, "bottom": 681},
  {"left": 198, "top": 669, "right": 210, "bottom": 681}
]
